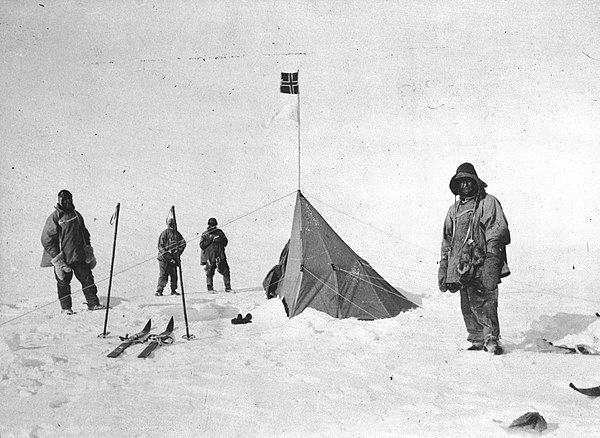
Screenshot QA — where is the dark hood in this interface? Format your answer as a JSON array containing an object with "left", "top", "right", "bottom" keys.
[{"left": 449, "top": 162, "right": 487, "bottom": 196}]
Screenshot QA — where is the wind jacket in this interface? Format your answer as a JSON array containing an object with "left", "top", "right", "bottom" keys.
[
  {"left": 441, "top": 191, "right": 511, "bottom": 284},
  {"left": 157, "top": 228, "right": 187, "bottom": 262},
  {"left": 40, "top": 205, "right": 91, "bottom": 267},
  {"left": 199, "top": 226, "right": 228, "bottom": 265}
]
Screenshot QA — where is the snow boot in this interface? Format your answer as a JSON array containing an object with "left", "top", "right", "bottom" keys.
[
  {"left": 88, "top": 304, "right": 106, "bottom": 311},
  {"left": 155, "top": 291, "right": 163, "bottom": 296},
  {"left": 61, "top": 308, "right": 75, "bottom": 315},
  {"left": 484, "top": 338, "right": 503, "bottom": 355},
  {"left": 170, "top": 290, "right": 180, "bottom": 296},
  {"left": 467, "top": 342, "right": 484, "bottom": 351}
]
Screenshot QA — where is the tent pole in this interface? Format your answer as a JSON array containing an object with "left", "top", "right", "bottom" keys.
[{"left": 297, "top": 69, "right": 301, "bottom": 191}]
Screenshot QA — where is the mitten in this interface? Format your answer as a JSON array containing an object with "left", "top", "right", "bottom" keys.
[
  {"left": 84, "top": 245, "right": 96, "bottom": 270},
  {"left": 447, "top": 283, "right": 460, "bottom": 293},
  {"left": 438, "top": 258, "right": 448, "bottom": 292},
  {"left": 471, "top": 245, "right": 485, "bottom": 267},
  {"left": 481, "top": 252, "right": 502, "bottom": 291},
  {"left": 51, "top": 252, "right": 72, "bottom": 280}
]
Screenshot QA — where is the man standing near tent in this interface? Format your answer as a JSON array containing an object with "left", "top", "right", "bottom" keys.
[
  {"left": 438, "top": 163, "right": 511, "bottom": 355},
  {"left": 40, "top": 189, "right": 104, "bottom": 314},
  {"left": 155, "top": 217, "right": 186, "bottom": 296},
  {"left": 200, "top": 217, "right": 232, "bottom": 293}
]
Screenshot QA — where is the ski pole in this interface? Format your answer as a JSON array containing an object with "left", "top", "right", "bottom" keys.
[
  {"left": 171, "top": 206, "right": 194, "bottom": 340},
  {"left": 99, "top": 203, "right": 120, "bottom": 338}
]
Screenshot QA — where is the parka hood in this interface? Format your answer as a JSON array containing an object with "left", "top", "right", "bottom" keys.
[{"left": 449, "top": 162, "right": 487, "bottom": 196}]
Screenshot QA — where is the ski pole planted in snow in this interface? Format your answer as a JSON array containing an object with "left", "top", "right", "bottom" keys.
[
  {"left": 170, "top": 206, "right": 194, "bottom": 340},
  {"left": 99, "top": 203, "right": 120, "bottom": 338}
]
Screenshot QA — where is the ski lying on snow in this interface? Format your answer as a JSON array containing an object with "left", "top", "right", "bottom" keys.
[
  {"left": 541, "top": 338, "right": 577, "bottom": 353},
  {"left": 107, "top": 319, "right": 152, "bottom": 358},
  {"left": 138, "top": 316, "right": 174, "bottom": 359},
  {"left": 569, "top": 382, "right": 600, "bottom": 397}
]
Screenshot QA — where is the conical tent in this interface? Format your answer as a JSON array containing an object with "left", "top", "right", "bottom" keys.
[{"left": 264, "top": 191, "right": 418, "bottom": 319}]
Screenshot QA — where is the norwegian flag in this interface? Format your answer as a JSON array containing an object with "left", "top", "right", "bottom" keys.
[{"left": 280, "top": 72, "right": 299, "bottom": 94}]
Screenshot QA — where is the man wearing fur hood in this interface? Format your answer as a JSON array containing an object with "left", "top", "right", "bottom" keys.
[
  {"left": 40, "top": 190, "right": 103, "bottom": 314},
  {"left": 438, "top": 163, "right": 511, "bottom": 354}
]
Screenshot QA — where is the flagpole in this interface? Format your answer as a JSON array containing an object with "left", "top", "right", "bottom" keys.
[{"left": 297, "top": 69, "right": 301, "bottom": 191}]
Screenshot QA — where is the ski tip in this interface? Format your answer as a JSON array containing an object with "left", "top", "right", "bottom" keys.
[
  {"left": 143, "top": 319, "right": 152, "bottom": 331},
  {"left": 569, "top": 382, "right": 576, "bottom": 390},
  {"left": 166, "top": 316, "right": 174, "bottom": 330},
  {"left": 596, "top": 312, "right": 600, "bottom": 317}
]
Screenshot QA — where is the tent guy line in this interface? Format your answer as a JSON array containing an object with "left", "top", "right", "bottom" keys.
[{"left": 305, "top": 191, "right": 438, "bottom": 257}]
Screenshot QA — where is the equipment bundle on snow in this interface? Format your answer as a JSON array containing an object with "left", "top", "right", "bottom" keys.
[{"left": 263, "top": 191, "right": 418, "bottom": 320}]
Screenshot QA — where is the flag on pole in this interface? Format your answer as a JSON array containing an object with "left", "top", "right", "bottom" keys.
[{"left": 280, "top": 72, "right": 299, "bottom": 94}]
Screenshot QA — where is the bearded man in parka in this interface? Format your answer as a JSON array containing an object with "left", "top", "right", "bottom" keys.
[
  {"left": 438, "top": 163, "right": 511, "bottom": 355},
  {"left": 40, "top": 189, "right": 103, "bottom": 314}
]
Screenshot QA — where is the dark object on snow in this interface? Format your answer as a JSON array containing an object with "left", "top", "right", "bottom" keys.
[
  {"left": 540, "top": 338, "right": 577, "bottom": 354},
  {"left": 508, "top": 412, "right": 547, "bottom": 431},
  {"left": 575, "top": 344, "right": 600, "bottom": 355},
  {"left": 231, "top": 313, "right": 252, "bottom": 325},
  {"left": 569, "top": 382, "right": 600, "bottom": 397}
]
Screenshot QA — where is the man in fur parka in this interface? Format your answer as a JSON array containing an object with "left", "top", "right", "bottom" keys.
[
  {"left": 40, "top": 189, "right": 103, "bottom": 314},
  {"left": 438, "top": 163, "right": 511, "bottom": 355}
]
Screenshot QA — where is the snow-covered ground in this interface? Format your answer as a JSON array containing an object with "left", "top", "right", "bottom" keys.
[{"left": 2, "top": 1, "right": 600, "bottom": 437}]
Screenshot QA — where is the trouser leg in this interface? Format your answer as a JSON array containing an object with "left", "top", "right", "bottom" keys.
[
  {"left": 462, "top": 282, "right": 500, "bottom": 342},
  {"left": 72, "top": 262, "right": 100, "bottom": 307},
  {"left": 205, "top": 263, "right": 216, "bottom": 290},
  {"left": 460, "top": 285, "right": 484, "bottom": 343},
  {"left": 218, "top": 259, "right": 231, "bottom": 289},
  {"left": 157, "top": 261, "right": 169, "bottom": 292},
  {"left": 56, "top": 269, "right": 73, "bottom": 310},
  {"left": 169, "top": 264, "right": 178, "bottom": 291}
]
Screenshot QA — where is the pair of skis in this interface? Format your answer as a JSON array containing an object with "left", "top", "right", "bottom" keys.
[{"left": 107, "top": 317, "right": 174, "bottom": 358}]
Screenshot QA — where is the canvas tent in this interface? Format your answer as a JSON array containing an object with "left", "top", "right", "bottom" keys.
[{"left": 263, "top": 191, "right": 418, "bottom": 319}]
